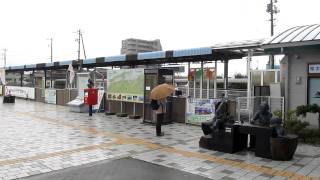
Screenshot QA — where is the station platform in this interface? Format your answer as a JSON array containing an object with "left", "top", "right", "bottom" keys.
[{"left": 0, "top": 97, "right": 319, "bottom": 180}]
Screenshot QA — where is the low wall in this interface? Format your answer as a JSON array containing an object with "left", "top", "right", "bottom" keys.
[{"left": 106, "top": 100, "right": 143, "bottom": 117}]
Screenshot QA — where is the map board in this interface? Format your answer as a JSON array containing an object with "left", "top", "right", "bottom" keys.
[{"left": 107, "top": 69, "right": 144, "bottom": 103}]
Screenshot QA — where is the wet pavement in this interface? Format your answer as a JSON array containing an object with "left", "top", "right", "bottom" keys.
[{"left": 0, "top": 97, "right": 320, "bottom": 180}]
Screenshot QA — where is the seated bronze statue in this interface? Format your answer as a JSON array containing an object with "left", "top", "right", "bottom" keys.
[
  {"left": 201, "top": 98, "right": 231, "bottom": 135},
  {"left": 251, "top": 102, "right": 272, "bottom": 127},
  {"left": 270, "top": 117, "right": 285, "bottom": 137}
]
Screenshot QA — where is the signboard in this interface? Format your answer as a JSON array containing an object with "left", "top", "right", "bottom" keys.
[
  {"left": 186, "top": 98, "right": 219, "bottom": 125},
  {"left": 107, "top": 69, "right": 144, "bottom": 103},
  {"left": 0, "top": 68, "right": 5, "bottom": 85},
  {"left": 45, "top": 89, "right": 56, "bottom": 104},
  {"left": 309, "top": 64, "right": 320, "bottom": 74},
  {"left": 77, "top": 72, "right": 90, "bottom": 98},
  {"left": 93, "top": 90, "right": 104, "bottom": 110},
  {"left": 5, "top": 86, "right": 35, "bottom": 99},
  {"left": 162, "top": 66, "right": 185, "bottom": 73},
  {"left": 41, "top": 77, "right": 45, "bottom": 97}
]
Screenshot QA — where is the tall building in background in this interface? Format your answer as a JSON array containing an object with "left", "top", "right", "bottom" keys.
[{"left": 121, "top": 38, "right": 162, "bottom": 54}]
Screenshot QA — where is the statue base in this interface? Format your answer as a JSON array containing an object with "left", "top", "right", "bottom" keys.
[
  {"left": 105, "top": 112, "right": 116, "bottom": 115},
  {"left": 129, "top": 115, "right": 141, "bottom": 119},
  {"left": 199, "top": 135, "right": 215, "bottom": 150},
  {"left": 116, "top": 113, "right": 128, "bottom": 117}
]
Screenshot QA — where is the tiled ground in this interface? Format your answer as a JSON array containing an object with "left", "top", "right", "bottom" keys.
[{"left": 0, "top": 98, "right": 319, "bottom": 180}]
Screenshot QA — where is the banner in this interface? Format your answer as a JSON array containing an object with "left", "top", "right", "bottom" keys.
[
  {"left": 0, "top": 68, "right": 5, "bottom": 85},
  {"left": 45, "top": 89, "right": 56, "bottom": 104},
  {"left": 107, "top": 69, "right": 144, "bottom": 103},
  {"left": 186, "top": 98, "right": 220, "bottom": 125},
  {"left": 188, "top": 68, "right": 215, "bottom": 80},
  {"left": 5, "top": 86, "right": 35, "bottom": 99}
]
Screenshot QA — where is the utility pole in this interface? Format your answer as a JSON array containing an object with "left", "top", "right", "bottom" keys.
[
  {"left": 47, "top": 38, "right": 53, "bottom": 87},
  {"left": 49, "top": 38, "right": 53, "bottom": 63},
  {"left": 2, "top": 49, "right": 6, "bottom": 68},
  {"left": 266, "top": 0, "right": 280, "bottom": 69},
  {"left": 75, "top": 29, "right": 86, "bottom": 71},
  {"left": 77, "top": 30, "right": 81, "bottom": 62}
]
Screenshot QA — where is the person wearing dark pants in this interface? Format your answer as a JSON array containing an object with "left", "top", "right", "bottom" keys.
[
  {"left": 156, "top": 113, "right": 164, "bottom": 136},
  {"left": 86, "top": 78, "right": 95, "bottom": 117},
  {"left": 154, "top": 98, "right": 166, "bottom": 136},
  {"left": 89, "top": 105, "right": 93, "bottom": 116}
]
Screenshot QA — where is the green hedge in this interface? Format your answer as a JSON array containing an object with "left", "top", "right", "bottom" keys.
[{"left": 285, "top": 108, "right": 320, "bottom": 145}]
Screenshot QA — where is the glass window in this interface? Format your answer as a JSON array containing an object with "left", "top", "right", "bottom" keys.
[
  {"left": 252, "top": 71, "right": 261, "bottom": 86},
  {"left": 308, "top": 78, "right": 320, "bottom": 106},
  {"left": 145, "top": 74, "right": 157, "bottom": 102},
  {"left": 263, "top": 71, "right": 275, "bottom": 86}
]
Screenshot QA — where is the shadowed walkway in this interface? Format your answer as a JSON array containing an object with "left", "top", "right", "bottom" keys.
[{"left": 22, "top": 158, "right": 211, "bottom": 180}]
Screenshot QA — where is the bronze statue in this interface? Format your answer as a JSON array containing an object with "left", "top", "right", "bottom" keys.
[
  {"left": 251, "top": 102, "right": 272, "bottom": 127},
  {"left": 270, "top": 117, "right": 285, "bottom": 137},
  {"left": 201, "top": 98, "right": 232, "bottom": 135}
]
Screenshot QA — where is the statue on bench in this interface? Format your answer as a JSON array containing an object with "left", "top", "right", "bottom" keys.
[
  {"left": 199, "top": 97, "right": 236, "bottom": 151},
  {"left": 251, "top": 102, "right": 272, "bottom": 127},
  {"left": 201, "top": 98, "right": 232, "bottom": 135},
  {"left": 250, "top": 102, "right": 285, "bottom": 137}
]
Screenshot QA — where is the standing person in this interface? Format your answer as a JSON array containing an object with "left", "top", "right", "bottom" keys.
[
  {"left": 151, "top": 98, "right": 166, "bottom": 136},
  {"left": 87, "top": 79, "right": 94, "bottom": 116}
]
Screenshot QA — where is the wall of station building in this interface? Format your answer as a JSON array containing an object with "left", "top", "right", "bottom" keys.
[{"left": 283, "top": 48, "right": 320, "bottom": 110}]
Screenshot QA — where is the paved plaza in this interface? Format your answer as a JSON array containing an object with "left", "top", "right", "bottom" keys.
[{"left": 0, "top": 98, "right": 319, "bottom": 180}]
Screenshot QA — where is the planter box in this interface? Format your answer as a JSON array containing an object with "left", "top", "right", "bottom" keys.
[{"left": 299, "top": 112, "right": 319, "bottom": 129}]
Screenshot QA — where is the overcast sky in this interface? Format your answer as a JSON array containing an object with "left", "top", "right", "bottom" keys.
[{"left": 0, "top": 0, "right": 319, "bottom": 75}]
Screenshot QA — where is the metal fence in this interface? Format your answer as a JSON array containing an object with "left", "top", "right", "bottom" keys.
[
  {"left": 236, "top": 96, "right": 284, "bottom": 123},
  {"left": 178, "top": 86, "right": 247, "bottom": 100}
]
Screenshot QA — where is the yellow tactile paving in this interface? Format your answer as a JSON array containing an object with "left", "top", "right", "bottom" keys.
[
  {"left": 15, "top": 111, "right": 320, "bottom": 180},
  {"left": 0, "top": 141, "right": 118, "bottom": 167}
]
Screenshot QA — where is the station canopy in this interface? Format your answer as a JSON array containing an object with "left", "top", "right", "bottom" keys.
[{"left": 262, "top": 24, "right": 320, "bottom": 50}]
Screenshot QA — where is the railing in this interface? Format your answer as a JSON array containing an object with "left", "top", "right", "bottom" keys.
[
  {"left": 236, "top": 96, "right": 284, "bottom": 123},
  {"left": 178, "top": 86, "right": 247, "bottom": 100}
]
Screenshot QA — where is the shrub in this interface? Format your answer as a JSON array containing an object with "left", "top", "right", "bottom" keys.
[
  {"left": 285, "top": 107, "right": 320, "bottom": 145},
  {"left": 296, "top": 104, "right": 320, "bottom": 117},
  {"left": 285, "top": 119, "right": 309, "bottom": 134}
]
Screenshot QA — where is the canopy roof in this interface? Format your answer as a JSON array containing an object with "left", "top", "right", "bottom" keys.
[
  {"left": 262, "top": 24, "right": 320, "bottom": 49},
  {"left": 6, "top": 23, "right": 320, "bottom": 72}
]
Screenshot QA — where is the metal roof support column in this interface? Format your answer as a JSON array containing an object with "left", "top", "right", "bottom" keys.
[
  {"left": 20, "top": 71, "right": 23, "bottom": 87},
  {"left": 50, "top": 68, "right": 53, "bottom": 88},
  {"left": 187, "top": 62, "right": 190, "bottom": 97},
  {"left": 200, "top": 61, "right": 203, "bottom": 99},
  {"left": 214, "top": 61, "right": 217, "bottom": 98},
  {"left": 44, "top": 69, "right": 47, "bottom": 90},
  {"left": 247, "top": 50, "right": 252, "bottom": 109},
  {"left": 224, "top": 60, "right": 229, "bottom": 98},
  {"left": 32, "top": 70, "right": 35, "bottom": 87}
]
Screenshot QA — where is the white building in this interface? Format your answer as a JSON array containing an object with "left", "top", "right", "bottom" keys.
[{"left": 121, "top": 38, "right": 162, "bottom": 54}]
